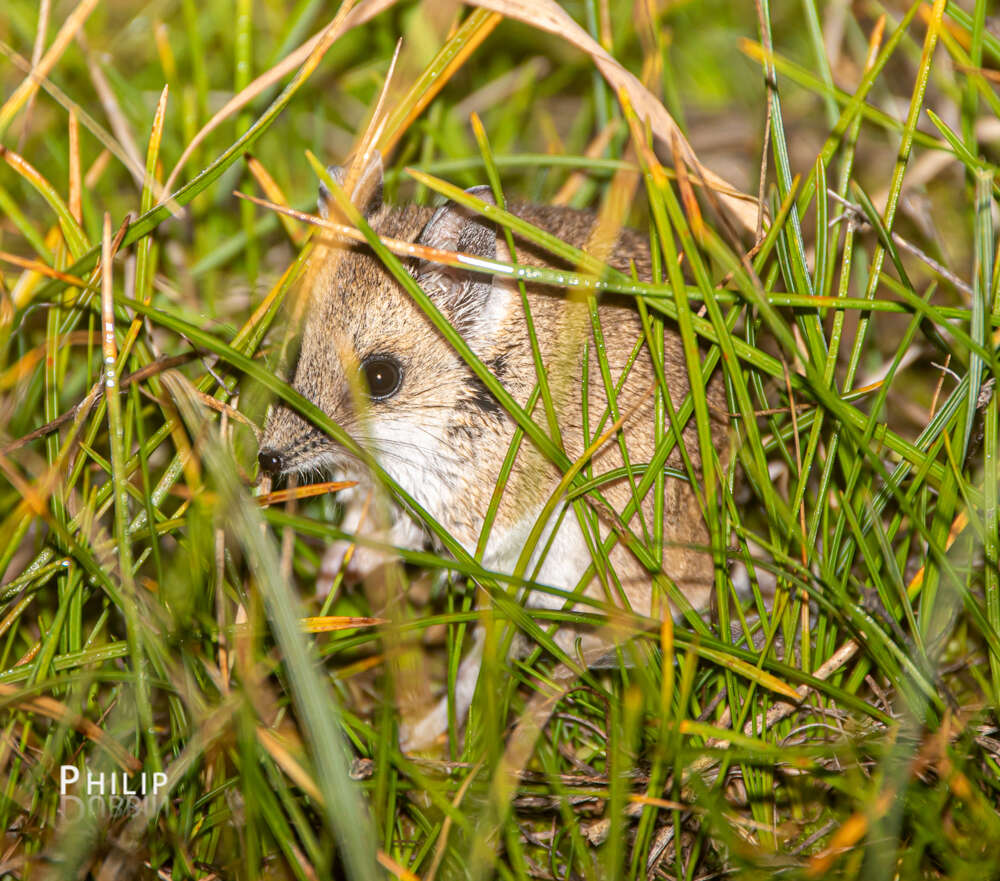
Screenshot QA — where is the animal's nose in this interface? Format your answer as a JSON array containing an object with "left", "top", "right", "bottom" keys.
[{"left": 257, "top": 449, "right": 284, "bottom": 475}]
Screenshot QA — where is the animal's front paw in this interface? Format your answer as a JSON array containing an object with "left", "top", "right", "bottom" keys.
[{"left": 398, "top": 698, "right": 450, "bottom": 752}]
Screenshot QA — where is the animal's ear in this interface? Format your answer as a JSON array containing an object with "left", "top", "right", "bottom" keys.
[
  {"left": 318, "top": 150, "right": 384, "bottom": 219},
  {"left": 416, "top": 186, "right": 500, "bottom": 338}
]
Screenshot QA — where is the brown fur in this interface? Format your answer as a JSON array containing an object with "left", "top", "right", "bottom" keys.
[{"left": 259, "top": 173, "right": 729, "bottom": 746}]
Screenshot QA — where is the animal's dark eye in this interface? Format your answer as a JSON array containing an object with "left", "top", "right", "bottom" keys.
[{"left": 360, "top": 355, "right": 403, "bottom": 400}]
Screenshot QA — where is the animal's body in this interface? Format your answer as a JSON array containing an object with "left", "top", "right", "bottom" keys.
[{"left": 258, "top": 155, "right": 728, "bottom": 747}]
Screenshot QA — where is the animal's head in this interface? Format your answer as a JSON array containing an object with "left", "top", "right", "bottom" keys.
[{"left": 257, "top": 154, "right": 509, "bottom": 487}]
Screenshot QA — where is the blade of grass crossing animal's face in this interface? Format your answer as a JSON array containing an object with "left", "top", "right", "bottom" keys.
[
  {"left": 129, "top": 284, "right": 602, "bottom": 688},
  {"left": 324, "top": 159, "right": 664, "bottom": 573},
  {"left": 468, "top": 114, "right": 583, "bottom": 580},
  {"left": 479, "top": 128, "right": 608, "bottom": 719}
]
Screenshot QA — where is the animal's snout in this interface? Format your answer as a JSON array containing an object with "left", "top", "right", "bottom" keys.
[{"left": 257, "top": 448, "right": 284, "bottom": 475}]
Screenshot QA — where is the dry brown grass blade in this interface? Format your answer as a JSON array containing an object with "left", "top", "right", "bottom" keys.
[
  {"left": 668, "top": 128, "right": 706, "bottom": 240},
  {"left": 68, "top": 110, "right": 81, "bottom": 223},
  {"left": 258, "top": 481, "right": 358, "bottom": 506},
  {"left": 376, "top": 9, "right": 502, "bottom": 157},
  {"left": 375, "top": 849, "right": 420, "bottom": 881},
  {"left": 0, "top": 252, "right": 89, "bottom": 289},
  {"left": 300, "top": 616, "right": 386, "bottom": 633},
  {"left": 355, "top": 36, "right": 404, "bottom": 167},
  {"left": 245, "top": 155, "right": 304, "bottom": 244},
  {"left": 183, "top": 388, "right": 258, "bottom": 433},
  {"left": 956, "top": 63, "right": 1000, "bottom": 84},
  {"left": 462, "top": 0, "right": 761, "bottom": 235},
  {"left": 235, "top": 190, "right": 524, "bottom": 272},
  {"left": 227, "top": 615, "right": 384, "bottom": 638},
  {"left": 8, "top": 227, "right": 62, "bottom": 309},
  {"left": 170, "top": 480, "right": 359, "bottom": 507},
  {"left": 375, "top": 851, "right": 420, "bottom": 881},
  {"left": 100, "top": 213, "right": 117, "bottom": 366},
  {"left": 83, "top": 148, "right": 111, "bottom": 189},
  {"left": 256, "top": 727, "right": 323, "bottom": 801}
]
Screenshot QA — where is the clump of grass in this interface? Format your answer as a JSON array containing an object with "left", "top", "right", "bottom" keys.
[{"left": 1, "top": 1, "right": 999, "bottom": 879}]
